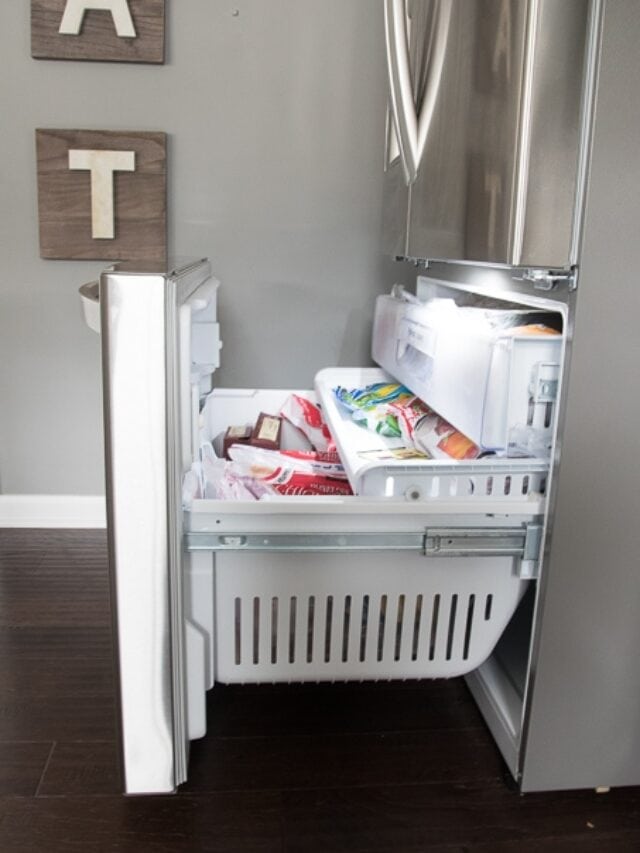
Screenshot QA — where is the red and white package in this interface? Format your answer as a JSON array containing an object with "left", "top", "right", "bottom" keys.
[
  {"left": 414, "top": 413, "right": 481, "bottom": 460},
  {"left": 386, "top": 396, "right": 432, "bottom": 445},
  {"left": 227, "top": 445, "right": 352, "bottom": 496},
  {"left": 278, "top": 449, "right": 347, "bottom": 478},
  {"left": 280, "top": 394, "right": 336, "bottom": 452},
  {"left": 386, "top": 395, "right": 481, "bottom": 460}
]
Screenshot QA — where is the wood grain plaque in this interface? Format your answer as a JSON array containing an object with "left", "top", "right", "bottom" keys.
[
  {"left": 31, "top": 0, "right": 165, "bottom": 63},
  {"left": 36, "top": 128, "right": 167, "bottom": 263}
]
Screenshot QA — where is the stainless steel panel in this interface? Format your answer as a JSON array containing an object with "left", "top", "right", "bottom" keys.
[
  {"left": 520, "top": 0, "right": 640, "bottom": 791},
  {"left": 388, "top": 0, "right": 593, "bottom": 268},
  {"left": 381, "top": 152, "right": 410, "bottom": 257},
  {"left": 101, "top": 259, "right": 211, "bottom": 794},
  {"left": 406, "top": 0, "right": 476, "bottom": 261},
  {"left": 516, "top": 0, "right": 590, "bottom": 267}
]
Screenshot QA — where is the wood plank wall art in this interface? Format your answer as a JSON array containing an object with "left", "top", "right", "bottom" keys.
[
  {"left": 36, "top": 128, "right": 167, "bottom": 263},
  {"left": 31, "top": 0, "right": 165, "bottom": 63}
]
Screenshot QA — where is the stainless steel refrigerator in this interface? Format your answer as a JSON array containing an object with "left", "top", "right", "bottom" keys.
[{"left": 96, "top": 0, "right": 640, "bottom": 794}]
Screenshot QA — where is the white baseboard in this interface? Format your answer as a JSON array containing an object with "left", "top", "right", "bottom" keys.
[{"left": 0, "top": 495, "right": 107, "bottom": 528}]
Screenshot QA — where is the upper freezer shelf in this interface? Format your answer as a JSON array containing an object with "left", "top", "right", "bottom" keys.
[{"left": 372, "top": 289, "right": 562, "bottom": 457}]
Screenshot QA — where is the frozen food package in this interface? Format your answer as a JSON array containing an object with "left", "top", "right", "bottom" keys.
[
  {"left": 414, "top": 412, "right": 481, "bottom": 460},
  {"left": 227, "top": 445, "right": 353, "bottom": 496},
  {"left": 280, "top": 394, "right": 335, "bottom": 452},
  {"left": 250, "top": 412, "right": 283, "bottom": 450},
  {"left": 333, "top": 380, "right": 480, "bottom": 461},
  {"left": 223, "top": 424, "right": 252, "bottom": 458},
  {"left": 455, "top": 303, "right": 561, "bottom": 335},
  {"left": 333, "top": 381, "right": 432, "bottom": 445},
  {"left": 386, "top": 395, "right": 432, "bottom": 445},
  {"left": 197, "top": 443, "right": 263, "bottom": 501},
  {"left": 507, "top": 323, "right": 561, "bottom": 336},
  {"left": 201, "top": 454, "right": 258, "bottom": 500},
  {"left": 277, "top": 449, "right": 348, "bottom": 479},
  {"left": 182, "top": 465, "right": 203, "bottom": 508},
  {"left": 357, "top": 447, "right": 429, "bottom": 461},
  {"left": 333, "top": 382, "right": 415, "bottom": 437}
]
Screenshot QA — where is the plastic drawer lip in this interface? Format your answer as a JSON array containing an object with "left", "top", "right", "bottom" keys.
[{"left": 185, "top": 498, "right": 546, "bottom": 523}]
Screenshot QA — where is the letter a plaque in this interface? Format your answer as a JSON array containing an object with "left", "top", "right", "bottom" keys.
[{"left": 31, "top": 0, "right": 165, "bottom": 63}]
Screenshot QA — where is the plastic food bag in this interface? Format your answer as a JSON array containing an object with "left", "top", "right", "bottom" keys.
[
  {"left": 195, "top": 443, "right": 268, "bottom": 500},
  {"left": 334, "top": 381, "right": 481, "bottom": 461},
  {"left": 386, "top": 396, "right": 432, "bottom": 445},
  {"left": 201, "top": 453, "right": 257, "bottom": 500},
  {"left": 227, "top": 445, "right": 353, "bottom": 496},
  {"left": 280, "top": 394, "right": 335, "bottom": 452},
  {"left": 334, "top": 381, "right": 432, "bottom": 445},
  {"left": 414, "top": 412, "right": 480, "bottom": 460},
  {"left": 276, "top": 449, "right": 348, "bottom": 479},
  {"left": 182, "top": 465, "right": 203, "bottom": 508},
  {"left": 333, "top": 382, "right": 415, "bottom": 437}
]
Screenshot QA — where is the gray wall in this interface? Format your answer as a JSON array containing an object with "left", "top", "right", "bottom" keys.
[{"left": 0, "top": 1, "right": 401, "bottom": 495}]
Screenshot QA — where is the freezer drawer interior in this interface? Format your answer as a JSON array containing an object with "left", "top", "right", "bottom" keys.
[{"left": 185, "top": 385, "right": 551, "bottom": 510}]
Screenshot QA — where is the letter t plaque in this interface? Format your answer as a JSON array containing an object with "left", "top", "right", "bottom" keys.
[{"left": 36, "top": 129, "right": 166, "bottom": 262}]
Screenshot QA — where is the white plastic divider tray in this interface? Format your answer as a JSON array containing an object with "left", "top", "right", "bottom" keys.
[
  {"left": 314, "top": 367, "right": 548, "bottom": 502},
  {"left": 371, "top": 292, "right": 562, "bottom": 452}
]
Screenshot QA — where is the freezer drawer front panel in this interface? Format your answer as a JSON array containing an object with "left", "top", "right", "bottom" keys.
[{"left": 212, "top": 551, "right": 528, "bottom": 683}]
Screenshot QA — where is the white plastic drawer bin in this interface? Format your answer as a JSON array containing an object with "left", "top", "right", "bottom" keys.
[
  {"left": 212, "top": 550, "right": 528, "bottom": 682},
  {"left": 187, "top": 383, "right": 539, "bottom": 687},
  {"left": 372, "top": 292, "right": 562, "bottom": 454}
]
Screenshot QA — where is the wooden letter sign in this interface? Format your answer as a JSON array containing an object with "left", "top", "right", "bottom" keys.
[
  {"left": 36, "top": 128, "right": 167, "bottom": 263},
  {"left": 31, "top": 0, "right": 165, "bottom": 63}
]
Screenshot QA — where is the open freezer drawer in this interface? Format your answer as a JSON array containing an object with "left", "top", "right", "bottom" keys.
[{"left": 184, "top": 384, "right": 545, "bottom": 693}]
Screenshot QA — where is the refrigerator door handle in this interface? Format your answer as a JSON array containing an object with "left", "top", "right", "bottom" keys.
[
  {"left": 384, "top": 0, "right": 452, "bottom": 186},
  {"left": 384, "top": 0, "right": 416, "bottom": 184}
]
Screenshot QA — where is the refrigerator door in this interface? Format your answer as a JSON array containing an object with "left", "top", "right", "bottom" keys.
[{"left": 383, "top": 0, "right": 592, "bottom": 268}]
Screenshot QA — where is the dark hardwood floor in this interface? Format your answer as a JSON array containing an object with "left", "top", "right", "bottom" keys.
[{"left": 2, "top": 528, "right": 640, "bottom": 852}]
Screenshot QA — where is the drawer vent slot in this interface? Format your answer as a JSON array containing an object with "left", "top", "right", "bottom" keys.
[
  {"left": 324, "top": 596, "right": 334, "bottom": 663},
  {"left": 359, "top": 595, "right": 370, "bottom": 662}
]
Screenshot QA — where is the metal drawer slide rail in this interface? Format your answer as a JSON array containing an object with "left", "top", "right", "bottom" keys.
[{"left": 185, "top": 524, "right": 542, "bottom": 577}]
